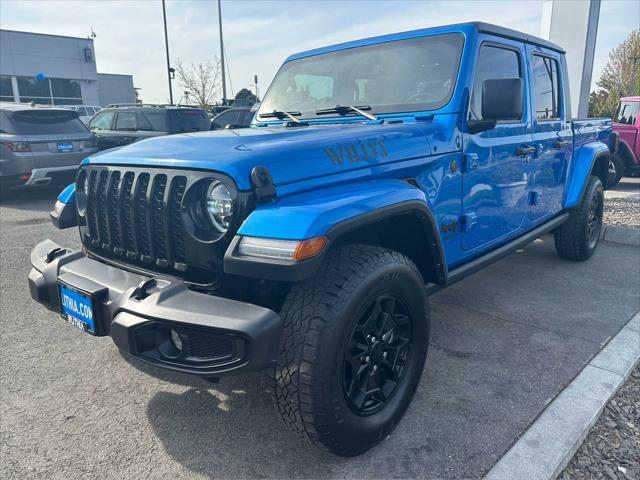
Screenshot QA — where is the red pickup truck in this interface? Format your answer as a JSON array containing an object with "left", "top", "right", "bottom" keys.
[{"left": 611, "top": 96, "right": 640, "bottom": 186}]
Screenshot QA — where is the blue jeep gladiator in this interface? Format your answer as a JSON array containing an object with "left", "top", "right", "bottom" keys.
[{"left": 29, "top": 22, "right": 617, "bottom": 456}]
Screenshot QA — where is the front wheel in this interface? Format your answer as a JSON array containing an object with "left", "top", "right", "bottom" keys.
[
  {"left": 554, "top": 175, "right": 604, "bottom": 261},
  {"left": 272, "top": 245, "right": 429, "bottom": 456}
]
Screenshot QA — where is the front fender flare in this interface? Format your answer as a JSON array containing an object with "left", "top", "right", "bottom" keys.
[
  {"left": 225, "top": 179, "right": 446, "bottom": 283},
  {"left": 564, "top": 142, "right": 609, "bottom": 208}
]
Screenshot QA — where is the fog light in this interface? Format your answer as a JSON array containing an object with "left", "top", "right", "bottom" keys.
[{"left": 170, "top": 329, "right": 183, "bottom": 351}]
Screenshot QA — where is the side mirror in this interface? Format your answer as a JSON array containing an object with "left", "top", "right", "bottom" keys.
[
  {"left": 482, "top": 78, "right": 523, "bottom": 121},
  {"left": 468, "top": 78, "right": 523, "bottom": 134}
]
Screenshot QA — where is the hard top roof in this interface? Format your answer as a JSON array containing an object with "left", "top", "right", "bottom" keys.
[{"left": 287, "top": 21, "right": 565, "bottom": 62}]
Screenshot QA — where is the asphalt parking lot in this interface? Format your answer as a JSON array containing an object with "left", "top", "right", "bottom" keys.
[{"left": 1, "top": 187, "right": 639, "bottom": 479}]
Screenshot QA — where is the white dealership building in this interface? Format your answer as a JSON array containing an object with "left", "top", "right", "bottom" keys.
[{"left": 0, "top": 29, "right": 136, "bottom": 107}]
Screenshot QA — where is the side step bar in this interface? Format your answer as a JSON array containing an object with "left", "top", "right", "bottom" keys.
[{"left": 425, "top": 212, "right": 570, "bottom": 295}]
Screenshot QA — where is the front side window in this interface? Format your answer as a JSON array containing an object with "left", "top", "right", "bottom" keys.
[
  {"left": 470, "top": 45, "right": 522, "bottom": 121},
  {"left": 258, "top": 33, "right": 465, "bottom": 119},
  {"left": 89, "top": 111, "right": 115, "bottom": 130},
  {"left": 532, "top": 55, "right": 561, "bottom": 120},
  {"left": 615, "top": 101, "right": 639, "bottom": 125}
]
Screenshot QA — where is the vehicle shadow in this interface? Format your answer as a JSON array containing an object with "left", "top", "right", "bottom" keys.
[
  {"left": 129, "top": 353, "right": 345, "bottom": 479},
  {"left": 0, "top": 186, "right": 62, "bottom": 213}
]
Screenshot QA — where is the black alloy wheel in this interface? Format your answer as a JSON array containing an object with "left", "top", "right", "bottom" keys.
[{"left": 343, "top": 294, "right": 413, "bottom": 415}]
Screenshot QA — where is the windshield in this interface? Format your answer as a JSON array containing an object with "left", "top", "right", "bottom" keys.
[{"left": 258, "top": 33, "right": 464, "bottom": 120}]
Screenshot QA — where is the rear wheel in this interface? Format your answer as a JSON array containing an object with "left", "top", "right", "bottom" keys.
[
  {"left": 554, "top": 175, "right": 604, "bottom": 261},
  {"left": 272, "top": 245, "right": 429, "bottom": 456},
  {"left": 608, "top": 155, "right": 625, "bottom": 188}
]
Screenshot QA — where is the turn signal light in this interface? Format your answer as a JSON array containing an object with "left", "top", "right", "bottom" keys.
[
  {"left": 293, "top": 236, "right": 327, "bottom": 261},
  {"left": 238, "top": 236, "right": 327, "bottom": 261}
]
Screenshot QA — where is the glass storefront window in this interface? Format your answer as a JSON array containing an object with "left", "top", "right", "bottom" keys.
[
  {"left": 14, "top": 76, "right": 83, "bottom": 105},
  {"left": 0, "top": 75, "right": 13, "bottom": 99},
  {"left": 51, "top": 78, "right": 81, "bottom": 99},
  {"left": 17, "top": 76, "right": 50, "bottom": 98}
]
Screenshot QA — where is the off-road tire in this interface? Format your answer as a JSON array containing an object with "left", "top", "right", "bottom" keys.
[
  {"left": 554, "top": 175, "right": 604, "bottom": 261},
  {"left": 272, "top": 244, "right": 429, "bottom": 457}
]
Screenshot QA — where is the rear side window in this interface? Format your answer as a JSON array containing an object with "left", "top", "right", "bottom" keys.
[
  {"left": 615, "top": 101, "right": 639, "bottom": 125},
  {"left": 532, "top": 55, "right": 561, "bottom": 120},
  {"left": 144, "top": 112, "right": 169, "bottom": 131},
  {"left": 470, "top": 45, "right": 522, "bottom": 121},
  {"left": 90, "top": 111, "right": 114, "bottom": 130},
  {"left": 136, "top": 113, "right": 154, "bottom": 131},
  {"left": 8, "top": 110, "right": 87, "bottom": 135},
  {"left": 171, "top": 109, "right": 210, "bottom": 132},
  {"left": 115, "top": 112, "right": 137, "bottom": 130}
]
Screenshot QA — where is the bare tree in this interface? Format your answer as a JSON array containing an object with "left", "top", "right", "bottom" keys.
[
  {"left": 174, "top": 58, "right": 221, "bottom": 108},
  {"left": 589, "top": 30, "right": 640, "bottom": 117}
]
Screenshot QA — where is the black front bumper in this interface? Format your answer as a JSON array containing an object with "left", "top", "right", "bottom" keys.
[{"left": 28, "top": 239, "right": 282, "bottom": 377}]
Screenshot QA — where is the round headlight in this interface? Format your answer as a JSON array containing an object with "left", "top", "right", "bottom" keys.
[{"left": 206, "top": 180, "right": 234, "bottom": 232}]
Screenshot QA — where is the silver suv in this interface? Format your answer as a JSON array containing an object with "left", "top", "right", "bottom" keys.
[{"left": 0, "top": 102, "right": 98, "bottom": 191}]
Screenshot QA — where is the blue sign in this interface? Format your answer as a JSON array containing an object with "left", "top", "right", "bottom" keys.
[{"left": 35, "top": 73, "right": 46, "bottom": 81}]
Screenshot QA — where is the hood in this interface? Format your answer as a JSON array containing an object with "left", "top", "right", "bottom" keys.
[{"left": 85, "top": 122, "right": 436, "bottom": 190}]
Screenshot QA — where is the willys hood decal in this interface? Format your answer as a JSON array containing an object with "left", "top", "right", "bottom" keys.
[{"left": 86, "top": 122, "right": 436, "bottom": 190}]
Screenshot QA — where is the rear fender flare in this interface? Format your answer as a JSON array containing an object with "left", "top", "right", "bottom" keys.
[{"left": 564, "top": 142, "right": 609, "bottom": 208}]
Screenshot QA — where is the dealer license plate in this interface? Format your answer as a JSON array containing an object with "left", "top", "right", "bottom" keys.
[
  {"left": 59, "top": 283, "right": 96, "bottom": 334},
  {"left": 57, "top": 142, "right": 73, "bottom": 153}
]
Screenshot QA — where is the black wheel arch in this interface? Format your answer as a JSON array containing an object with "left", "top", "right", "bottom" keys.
[{"left": 224, "top": 200, "right": 447, "bottom": 285}]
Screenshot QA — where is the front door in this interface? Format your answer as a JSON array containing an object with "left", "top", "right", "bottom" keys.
[
  {"left": 461, "top": 39, "right": 533, "bottom": 251},
  {"left": 528, "top": 46, "right": 570, "bottom": 221}
]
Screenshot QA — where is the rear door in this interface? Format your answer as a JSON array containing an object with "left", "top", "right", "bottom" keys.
[
  {"left": 527, "top": 46, "right": 571, "bottom": 221},
  {"left": 461, "top": 38, "right": 533, "bottom": 251}
]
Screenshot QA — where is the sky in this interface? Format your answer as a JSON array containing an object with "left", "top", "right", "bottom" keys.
[{"left": 1, "top": 0, "right": 638, "bottom": 104}]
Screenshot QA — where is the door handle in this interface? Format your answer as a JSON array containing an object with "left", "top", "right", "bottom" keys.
[
  {"left": 516, "top": 146, "right": 536, "bottom": 156},
  {"left": 553, "top": 141, "right": 569, "bottom": 149}
]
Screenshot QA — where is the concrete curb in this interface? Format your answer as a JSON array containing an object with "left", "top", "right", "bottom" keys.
[
  {"left": 601, "top": 224, "right": 640, "bottom": 246},
  {"left": 484, "top": 312, "right": 640, "bottom": 480}
]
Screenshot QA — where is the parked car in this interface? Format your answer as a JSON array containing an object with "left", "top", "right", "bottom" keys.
[
  {"left": 31, "top": 22, "right": 615, "bottom": 457},
  {"left": 88, "top": 104, "right": 210, "bottom": 150},
  {"left": 210, "top": 107, "right": 253, "bottom": 129},
  {"left": 0, "top": 102, "right": 97, "bottom": 192},
  {"left": 611, "top": 96, "right": 639, "bottom": 185},
  {"left": 59, "top": 105, "right": 102, "bottom": 125}
]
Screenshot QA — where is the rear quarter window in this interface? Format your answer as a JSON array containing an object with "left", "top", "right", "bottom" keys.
[{"left": 8, "top": 110, "right": 88, "bottom": 135}]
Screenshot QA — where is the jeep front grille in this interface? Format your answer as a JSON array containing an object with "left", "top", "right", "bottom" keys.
[{"left": 79, "top": 165, "right": 245, "bottom": 286}]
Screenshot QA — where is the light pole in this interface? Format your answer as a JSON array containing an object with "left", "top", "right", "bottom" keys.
[
  {"left": 162, "top": 0, "right": 174, "bottom": 105},
  {"left": 218, "top": 0, "right": 227, "bottom": 104}
]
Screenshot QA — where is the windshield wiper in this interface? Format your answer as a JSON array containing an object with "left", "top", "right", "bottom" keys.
[
  {"left": 258, "top": 109, "right": 302, "bottom": 123},
  {"left": 315, "top": 105, "right": 378, "bottom": 120}
]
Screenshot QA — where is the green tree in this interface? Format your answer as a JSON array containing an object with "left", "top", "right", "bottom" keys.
[
  {"left": 235, "top": 88, "right": 258, "bottom": 103},
  {"left": 589, "top": 30, "right": 640, "bottom": 118}
]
